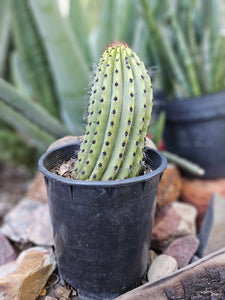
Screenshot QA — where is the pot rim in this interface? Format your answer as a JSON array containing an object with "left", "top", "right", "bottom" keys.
[
  {"left": 155, "top": 91, "right": 225, "bottom": 122},
  {"left": 38, "top": 143, "right": 167, "bottom": 187},
  {"left": 157, "top": 90, "right": 225, "bottom": 103}
]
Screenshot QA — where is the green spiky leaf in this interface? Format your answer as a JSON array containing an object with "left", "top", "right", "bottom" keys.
[
  {"left": 0, "top": 78, "right": 69, "bottom": 138},
  {"left": 29, "top": 0, "right": 89, "bottom": 133}
]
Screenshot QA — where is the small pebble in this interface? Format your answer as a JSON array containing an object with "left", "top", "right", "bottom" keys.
[
  {"left": 147, "top": 254, "right": 178, "bottom": 283},
  {"left": 55, "top": 286, "right": 71, "bottom": 298},
  {"left": 164, "top": 235, "right": 199, "bottom": 268}
]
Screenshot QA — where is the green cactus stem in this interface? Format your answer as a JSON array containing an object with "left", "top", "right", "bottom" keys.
[
  {"left": 73, "top": 42, "right": 153, "bottom": 181},
  {"left": 162, "top": 151, "right": 205, "bottom": 176}
]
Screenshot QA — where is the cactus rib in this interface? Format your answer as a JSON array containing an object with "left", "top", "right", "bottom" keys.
[
  {"left": 89, "top": 47, "right": 124, "bottom": 180},
  {"left": 116, "top": 49, "right": 152, "bottom": 179},
  {"left": 101, "top": 46, "right": 135, "bottom": 181},
  {"left": 73, "top": 50, "right": 110, "bottom": 178},
  {"left": 75, "top": 47, "right": 117, "bottom": 180}
]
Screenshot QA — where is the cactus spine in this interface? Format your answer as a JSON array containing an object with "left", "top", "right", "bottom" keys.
[{"left": 73, "top": 43, "right": 153, "bottom": 181}]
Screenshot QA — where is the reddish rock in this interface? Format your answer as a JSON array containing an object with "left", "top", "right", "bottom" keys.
[
  {"left": 0, "top": 233, "right": 17, "bottom": 267},
  {"left": 0, "top": 164, "right": 30, "bottom": 211},
  {"left": 151, "top": 202, "right": 197, "bottom": 248},
  {"left": 25, "top": 172, "right": 47, "bottom": 203},
  {"left": 164, "top": 235, "right": 199, "bottom": 268},
  {"left": 157, "top": 164, "right": 182, "bottom": 208},
  {"left": 181, "top": 178, "right": 225, "bottom": 230}
]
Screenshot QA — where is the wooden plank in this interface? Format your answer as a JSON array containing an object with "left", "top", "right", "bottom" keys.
[{"left": 115, "top": 247, "right": 225, "bottom": 300}]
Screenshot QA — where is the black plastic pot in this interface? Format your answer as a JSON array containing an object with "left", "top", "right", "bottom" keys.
[
  {"left": 38, "top": 143, "right": 167, "bottom": 300},
  {"left": 155, "top": 92, "right": 225, "bottom": 179}
]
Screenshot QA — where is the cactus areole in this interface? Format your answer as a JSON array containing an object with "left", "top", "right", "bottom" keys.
[{"left": 73, "top": 43, "right": 153, "bottom": 181}]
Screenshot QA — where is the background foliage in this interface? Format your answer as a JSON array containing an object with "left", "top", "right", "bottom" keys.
[{"left": 0, "top": 0, "right": 224, "bottom": 170}]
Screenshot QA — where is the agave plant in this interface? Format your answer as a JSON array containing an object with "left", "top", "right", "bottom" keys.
[
  {"left": 141, "top": 0, "right": 225, "bottom": 99},
  {"left": 0, "top": 1, "right": 10, "bottom": 77},
  {"left": 0, "top": 0, "right": 150, "bottom": 165}
]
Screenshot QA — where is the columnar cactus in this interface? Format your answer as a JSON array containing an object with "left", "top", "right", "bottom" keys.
[{"left": 73, "top": 42, "right": 153, "bottom": 181}]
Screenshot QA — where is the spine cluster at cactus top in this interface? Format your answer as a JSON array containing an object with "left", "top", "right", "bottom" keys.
[{"left": 73, "top": 43, "right": 153, "bottom": 181}]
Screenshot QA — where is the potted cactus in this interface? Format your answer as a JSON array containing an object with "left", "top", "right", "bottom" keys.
[
  {"left": 141, "top": 0, "right": 225, "bottom": 179},
  {"left": 39, "top": 43, "right": 166, "bottom": 300}
]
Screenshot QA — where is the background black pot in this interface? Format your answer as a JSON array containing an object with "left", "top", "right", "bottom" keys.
[
  {"left": 38, "top": 143, "right": 167, "bottom": 300},
  {"left": 154, "top": 92, "right": 225, "bottom": 179}
]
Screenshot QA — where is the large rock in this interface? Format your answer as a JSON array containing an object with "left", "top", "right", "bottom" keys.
[
  {"left": 0, "top": 203, "right": 10, "bottom": 219},
  {"left": 0, "top": 247, "right": 56, "bottom": 300},
  {"left": 151, "top": 202, "right": 197, "bottom": 248},
  {"left": 147, "top": 254, "right": 178, "bottom": 283},
  {"left": 0, "top": 198, "right": 53, "bottom": 246},
  {"left": 0, "top": 233, "right": 17, "bottom": 267},
  {"left": 164, "top": 235, "right": 199, "bottom": 268},
  {"left": 157, "top": 164, "right": 182, "bottom": 208},
  {"left": 181, "top": 177, "right": 225, "bottom": 230},
  {"left": 0, "top": 164, "right": 30, "bottom": 212},
  {"left": 198, "top": 194, "right": 225, "bottom": 257},
  {"left": 25, "top": 172, "right": 48, "bottom": 203}
]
